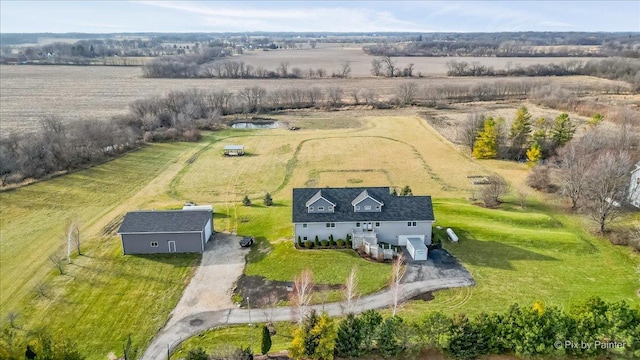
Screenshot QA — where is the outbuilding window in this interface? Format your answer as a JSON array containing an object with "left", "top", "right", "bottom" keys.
[{"left": 150, "top": 241, "right": 159, "bottom": 247}]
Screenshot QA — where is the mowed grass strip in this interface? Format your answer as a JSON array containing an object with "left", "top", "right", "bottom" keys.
[
  {"left": 400, "top": 199, "right": 640, "bottom": 317},
  {"left": 0, "top": 142, "right": 203, "bottom": 358}
]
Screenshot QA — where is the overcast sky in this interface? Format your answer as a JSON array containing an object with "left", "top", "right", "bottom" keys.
[{"left": 1, "top": 1, "right": 639, "bottom": 33}]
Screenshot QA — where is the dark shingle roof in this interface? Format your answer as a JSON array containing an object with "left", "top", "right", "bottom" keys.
[
  {"left": 292, "top": 187, "right": 434, "bottom": 223},
  {"left": 118, "top": 210, "right": 211, "bottom": 234}
]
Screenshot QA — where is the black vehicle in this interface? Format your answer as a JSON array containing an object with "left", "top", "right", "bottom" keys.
[{"left": 239, "top": 237, "right": 254, "bottom": 247}]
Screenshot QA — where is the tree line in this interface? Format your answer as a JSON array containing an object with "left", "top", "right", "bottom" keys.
[{"left": 446, "top": 57, "right": 640, "bottom": 92}]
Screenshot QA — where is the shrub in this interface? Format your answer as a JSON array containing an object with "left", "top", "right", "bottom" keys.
[
  {"left": 527, "top": 165, "right": 554, "bottom": 192},
  {"left": 336, "top": 239, "right": 345, "bottom": 247},
  {"left": 263, "top": 192, "right": 273, "bottom": 206},
  {"left": 297, "top": 236, "right": 302, "bottom": 247},
  {"left": 242, "top": 195, "right": 252, "bottom": 206},
  {"left": 320, "top": 240, "right": 329, "bottom": 247},
  {"left": 315, "top": 235, "right": 320, "bottom": 246},
  {"left": 185, "top": 347, "right": 208, "bottom": 360},
  {"left": 304, "top": 241, "right": 314, "bottom": 249},
  {"left": 261, "top": 325, "right": 272, "bottom": 355},
  {"left": 329, "top": 234, "right": 334, "bottom": 245}
]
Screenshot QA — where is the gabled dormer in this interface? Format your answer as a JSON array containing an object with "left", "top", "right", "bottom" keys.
[
  {"left": 305, "top": 190, "right": 336, "bottom": 213},
  {"left": 351, "top": 190, "right": 383, "bottom": 212}
]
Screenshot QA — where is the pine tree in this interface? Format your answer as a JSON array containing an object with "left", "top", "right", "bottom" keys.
[
  {"left": 263, "top": 192, "right": 273, "bottom": 206},
  {"left": 400, "top": 185, "right": 413, "bottom": 196},
  {"left": 550, "top": 113, "right": 575, "bottom": 148},
  {"left": 261, "top": 325, "right": 272, "bottom": 355},
  {"left": 508, "top": 106, "right": 532, "bottom": 159},
  {"left": 242, "top": 195, "right": 252, "bottom": 206},
  {"left": 472, "top": 117, "right": 498, "bottom": 159},
  {"left": 335, "top": 313, "right": 365, "bottom": 358}
]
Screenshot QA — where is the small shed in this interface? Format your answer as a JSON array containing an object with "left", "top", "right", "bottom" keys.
[
  {"left": 117, "top": 210, "right": 213, "bottom": 254},
  {"left": 224, "top": 145, "right": 245, "bottom": 156},
  {"left": 406, "top": 237, "right": 428, "bottom": 261}
]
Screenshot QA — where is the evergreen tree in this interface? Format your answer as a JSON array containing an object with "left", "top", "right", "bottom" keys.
[
  {"left": 185, "top": 347, "right": 208, "bottom": 360},
  {"left": 310, "top": 312, "right": 337, "bottom": 360},
  {"left": 376, "top": 316, "right": 405, "bottom": 357},
  {"left": 263, "top": 192, "right": 273, "bottom": 206},
  {"left": 242, "top": 195, "right": 252, "bottom": 206},
  {"left": 472, "top": 117, "right": 498, "bottom": 159},
  {"left": 335, "top": 313, "right": 365, "bottom": 358},
  {"left": 391, "top": 188, "right": 398, "bottom": 196},
  {"left": 289, "top": 310, "right": 336, "bottom": 360},
  {"left": 360, "top": 309, "right": 383, "bottom": 352},
  {"left": 508, "top": 106, "right": 532, "bottom": 159},
  {"left": 550, "top": 113, "right": 575, "bottom": 148},
  {"left": 261, "top": 325, "right": 272, "bottom": 355},
  {"left": 400, "top": 185, "right": 413, "bottom": 196}
]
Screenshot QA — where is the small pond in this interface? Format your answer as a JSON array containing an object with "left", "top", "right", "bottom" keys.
[{"left": 231, "top": 121, "right": 279, "bottom": 129}]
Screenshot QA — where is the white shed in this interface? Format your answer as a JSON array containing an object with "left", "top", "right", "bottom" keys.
[
  {"left": 406, "top": 237, "right": 428, "bottom": 261},
  {"left": 224, "top": 145, "right": 245, "bottom": 156}
]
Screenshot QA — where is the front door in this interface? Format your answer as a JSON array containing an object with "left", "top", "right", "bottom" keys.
[
  {"left": 366, "top": 222, "right": 373, "bottom": 231},
  {"left": 168, "top": 241, "right": 176, "bottom": 252}
]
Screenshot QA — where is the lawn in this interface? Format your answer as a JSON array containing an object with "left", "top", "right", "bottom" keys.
[
  {"left": 399, "top": 198, "right": 640, "bottom": 317},
  {"left": 0, "top": 142, "right": 205, "bottom": 358},
  {"left": 173, "top": 322, "right": 296, "bottom": 358}
]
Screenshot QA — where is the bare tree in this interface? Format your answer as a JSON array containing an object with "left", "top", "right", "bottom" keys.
[
  {"left": 350, "top": 89, "right": 362, "bottom": 105},
  {"left": 278, "top": 61, "right": 290, "bottom": 77},
  {"left": 35, "top": 283, "right": 49, "bottom": 298},
  {"left": 389, "top": 254, "right": 406, "bottom": 316},
  {"left": 6, "top": 311, "right": 20, "bottom": 329},
  {"left": 458, "top": 110, "right": 485, "bottom": 152},
  {"left": 394, "top": 83, "right": 418, "bottom": 105},
  {"left": 556, "top": 142, "right": 590, "bottom": 210},
  {"left": 370, "top": 58, "right": 383, "bottom": 76},
  {"left": 315, "top": 68, "right": 326, "bottom": 78},
  {"left": 290, "top": 269, "right": 314, "bottom": 324},
  {"left": 64, "top": 219, "right": 78, "bottom": 263},
  {"left": 50, "top": 254, "right": 65, "bottom": 275},
  {"left": 481, "top": 176, "right": 509, "bottom": 207},
  {"left": 583, "top": 151, "right": 632, "bottom": 234},
  {"left": 342, "top": 266, "right": 359, "bottom": 315},
  {"left": 326, "top": 86, "right": 344, "bottom": 108},
  {"left": 309, "top": 40, "right": 317, "bottom": 49},
  {"left": 340, "top": 61, "right": 352, "bottom": 78},
  {"left": 517, "top": 189, "right": 529, "bottom": 209},
  {"left": 381, "top": 56, "right": 397, "bottom": 77}
]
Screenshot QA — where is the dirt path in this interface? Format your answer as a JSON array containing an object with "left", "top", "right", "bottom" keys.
[{"left": 166, "top": 233, "right": 247, "bottom": 328}]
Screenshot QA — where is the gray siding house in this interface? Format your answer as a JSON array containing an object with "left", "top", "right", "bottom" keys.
[
  {"left": 117, "top": 210, "right": 213, "bottom": 255},
  {"left": 292, "top": 187, "right": 435, "bottom": 249}
]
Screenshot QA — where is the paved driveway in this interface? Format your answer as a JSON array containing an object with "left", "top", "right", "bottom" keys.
[
  {"left": 165, "top": 232, "right": 247, "bottom": 328},
  {"left": 402, "top": 248, "right": 474, "bottom": 284}
]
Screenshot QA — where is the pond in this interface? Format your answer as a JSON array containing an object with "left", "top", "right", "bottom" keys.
[{"left": 231, "top": 121, "right": 279, "bottom": 129}]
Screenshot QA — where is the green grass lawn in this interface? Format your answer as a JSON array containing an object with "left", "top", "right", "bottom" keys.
[
  {"left": 0, "top": 142, "right": 203, "bottom": 359},
  {"left": 399, "top": 199, "right": 640, "bottom": 318},
  {"left": 173, "top": 322, "right": 296, "bottom": 358},
  {"left": 230, "top": 201, "right": 392, "bottom": 298}
]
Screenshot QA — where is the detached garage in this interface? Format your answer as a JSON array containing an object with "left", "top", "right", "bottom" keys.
[{"left": 117, "top": 210, "right": 213, "bottom": 255}]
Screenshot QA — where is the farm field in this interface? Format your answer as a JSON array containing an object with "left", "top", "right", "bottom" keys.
[
  {"left": 0, "top": 60, "right": 629, "bottom": 134},
  {"left": 237, "top": 45, "right": 598, "bottom": 77},
  {"left": 1, "top": 109, "right": 639, "bottom": 359}
]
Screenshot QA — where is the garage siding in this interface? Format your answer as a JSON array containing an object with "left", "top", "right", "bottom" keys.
[{"left": 121, "top": 232, "right": 203, "bottom": 254}]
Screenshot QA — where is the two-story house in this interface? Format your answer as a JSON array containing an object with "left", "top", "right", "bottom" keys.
[{"left": 292, "top": 187, "right": 435, "bottom": 250}]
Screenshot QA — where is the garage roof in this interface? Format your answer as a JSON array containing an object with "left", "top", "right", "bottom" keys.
[{"left": 118, "top": 210, "right": 211, "bottom": 234}]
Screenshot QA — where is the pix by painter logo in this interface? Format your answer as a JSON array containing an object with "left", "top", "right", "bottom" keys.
[{"left": 554, "top": 340, "right": 626, "bottom": 350}]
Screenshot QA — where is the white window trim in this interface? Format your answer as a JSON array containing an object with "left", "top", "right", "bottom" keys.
[
  {"left": 150, "top": 241, "right": 159, "bottom": 247},
  {"left": 407, "top": 221, "right": 417, "bottom": 227},
  {"left": 376, "top": 205, "right": 381, "bottom": 210},
  {"left": 318, "top": 206, "right": 325, "bottom": 211},
  {"left": 302, "top": 224, "right": 308, "bottom": 228},
  {"left": 328, "top": 206, "right": 334, "bottom": 211},
  {"left": 355, "top": 205, "right": 361, "bottom": 210},
  {"left": 375, "top": 222, "right": 380, "bottom": 227},
  {"left": 309, "top": 206, "right": 314, "bottom": 211},
  {"left": 356, "top": 222, "right": 361, "bottom": 227},
  {"left": 364, "top": 205, "right": 372, "bottom": 210},
  {"left": 303, "top": 236, "right": 308, "bottom": 241},
  {"left": 326, "top": 222, "right": 336, "bottom": 228}
]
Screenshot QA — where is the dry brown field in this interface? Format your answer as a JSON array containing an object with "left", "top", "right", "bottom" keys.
[
  {"left": 236, "top": 45, "right": 599, "bottom": 76},
  {"left": 0, "top": 63, "right": 628, "bottom": 135}
]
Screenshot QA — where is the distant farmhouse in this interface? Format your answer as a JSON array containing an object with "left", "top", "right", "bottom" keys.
[
  {"left": 292, "top": 187, "right": 434, "bottom": 260},
  {"left": 630, "top": 162, "right": 640, "bottom": 208},
  {"left": 117, "top": 206, "right": 213, "bottom": 254}
]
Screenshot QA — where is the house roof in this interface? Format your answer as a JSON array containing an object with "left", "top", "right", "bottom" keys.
[
  {"left": 118, "top": 210, "right": 211, "bottom": 234},
  {"left": 305, "top": 190, "right": 337, "bottom": 207},
  {"left": 351, "top": 189, "right": 384, "bottom": 206},
  {"left": 224, "top": 145, "right": 244, "bottom": 150},
  {"left": 292, "top": 187, "right": 434, "bottom": 223}
]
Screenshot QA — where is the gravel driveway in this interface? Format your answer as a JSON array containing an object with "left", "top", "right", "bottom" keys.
[{"left": 165, "top": 232, "right": 247, "bottom": 328}]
